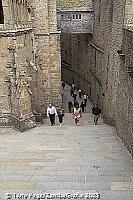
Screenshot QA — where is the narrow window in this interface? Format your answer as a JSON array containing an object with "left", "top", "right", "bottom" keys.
[
  {"left": 61, "top": 14, "right": 64, "bottom": 20},
  {"left": 0, "top": 0, "right": 4, "bottom": 24},
  {"left": 73, "top": 14, "right": 75, "bottom": 19},
  {"left": 76, "top": 14, "right": 78, "bottom": 19},
  {"left": 68, "top": 13, "right": 71, "bottom": 20},
  {"left": 79, "top": 14, "right": 81, "bottom": 19}
]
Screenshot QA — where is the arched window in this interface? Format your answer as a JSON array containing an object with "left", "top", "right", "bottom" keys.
[{"left": 0, "top": 0, "right": 4, "bottom": 24}]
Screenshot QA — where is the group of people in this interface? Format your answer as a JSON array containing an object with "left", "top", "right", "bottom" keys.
[
  {"left": 47, "top": 102, "right": 101, "bottom": 126},
  {"left": 68, "top": 89, "right": 89, "bottom": 114},
  {"left": 46, "top": 102, "right": 81, "bottom": 126},
  {"left": 47, "top": 103, "right": 65, "bottom": 126},
  {"left": 47, "top": 82, "right": 101, "bottom": 126}
]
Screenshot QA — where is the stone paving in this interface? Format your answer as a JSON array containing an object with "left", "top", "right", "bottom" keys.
[{"left": 0, "top": 84, "right": 132, "bottom": 200}]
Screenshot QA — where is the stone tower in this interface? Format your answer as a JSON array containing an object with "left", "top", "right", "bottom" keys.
[{"left": 0, "top": 0, "right": 61, "bottom": 132}]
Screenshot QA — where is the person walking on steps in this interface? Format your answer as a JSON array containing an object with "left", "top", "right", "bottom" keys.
[
  {"left": 57, "top": 106, "right": 65, "bottom": 126},
  {"left": 61, "top": 81, "right": 65, "bottom": 90},
  {"left": 74, "top": 100, "right": 79, "bottom": 108},
  {"left": 68, "top": 100, "right": 73, "bottom": 113},
  {"left": 80, "top": 101, "right": 85, "bottom": 113},
  {"left": 47, "top": 103, "right": 57, "bottom": 126},
  {"left": 70, "top": 87, "right": 74, "bottom": 97},
  {"left": 73, "top": 93, "right": 77, "bottom": 102},
  {"left": 84, "top": 94, "right": 88, "bottom": 108},
  {"left": 72, "top": 84, "right": 76, "bottom": 91},
  {"left": 73, "top": 104, "right": 81, "bottom": 126},
  {"left": 92, "top": 104, "right": 101, "bottom": 125},
  {"left": 79, "top": 89, "right": 82, "bottom": 99}
]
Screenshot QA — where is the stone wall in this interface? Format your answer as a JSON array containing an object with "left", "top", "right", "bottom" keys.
[
  {"left": 57, "top": 0, "right": 93, "bottom": 33},
  {"left": 57, "top": 0, "right": 93, "bottom": 11},
  {"left": 61, "top": 33, "right": 102, "bottom": 105},
  {"left": 57, "top": 11, "right": 93, "bottom": 33},
  {"left": 0, "top": 28, "right": 35, "bottom": 131},
  {"left": 60, "top": 0, "right": 133, "bottom": 156},
  {"left": 59, "top": 0, "right": 102, "bottom": 106},
  {"left": 92, "top": 0, "right": 133, "bottom": 156},
  {"left": 124, "top": 0, "right": 133, "bottom": 26},
  {"left": 0, "top": 0, "right": 36, "bottom": 131},
  {"left": 0, "top": 0, "right": 62, "bottom": 131}
]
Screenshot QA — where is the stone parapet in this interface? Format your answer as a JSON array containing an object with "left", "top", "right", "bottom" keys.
[{"left": 57, "top": 0, "right": 93, "bottom": 11}]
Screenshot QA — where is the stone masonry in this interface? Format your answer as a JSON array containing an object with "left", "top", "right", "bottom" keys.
[
  {"left": 57, "top": 0, "right": 93, "bottom": 33},
  {"left": 0, "top": 0, "right": 61, "bottom": 131},
  {"left": 91, "top": 0, "right": 133, "bottom": 156}
]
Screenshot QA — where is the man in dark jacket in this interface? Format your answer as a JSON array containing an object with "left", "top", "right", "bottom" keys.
[
  {"left": 70, "top": 87, "right": 74, "bottom": 97},
  {"left": 68, "top": 100, "right": 73, "bottom": 113},
  {"left": 74, "top": 100, "right": 79, "bottom": 108},
  {"left": 80, "top": 101, "right": 85, "bottom": 113},
  {"left": 92, "top": 104, "right": 101, "bottom": 125},
  {"left": 73, "top": 93, "right": 77, "bottom": 102}
]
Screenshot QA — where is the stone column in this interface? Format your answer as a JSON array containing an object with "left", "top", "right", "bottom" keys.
[
  {"left": 32, "top": 0, "right": 62, "bottom": 109},
  {"left": 48, "top": 0, "right": 62, "bottom": 106},
  {"left": 31, "top": 0, "right": 51, "bottom": 110}
]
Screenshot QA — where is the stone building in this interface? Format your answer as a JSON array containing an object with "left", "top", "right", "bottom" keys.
[
  {"left": 0, "top": 0, "right": 61, "bottom": 132},
  {"left": 57, "top": 0, "right": 93, "bottom": 33},
  {"left": 58, "top": 0, "right": 96, "bottom": 99},
  {"left": 59, "top": 0, "right": 133, "bottom": 156}
]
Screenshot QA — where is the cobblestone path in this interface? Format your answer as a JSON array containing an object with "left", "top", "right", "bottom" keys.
[{"left": 0, "top": 84, "right": 132, "bottom": 200}]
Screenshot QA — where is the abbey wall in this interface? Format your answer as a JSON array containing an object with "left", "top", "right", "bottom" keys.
[
  {"left": 92, "top": 0, "right": 133, "bottom": 155},
  {"left": 60, "top": 0, "right": 133, "bottom": 155},
  {"left": 0, "top": 0, "right": 61, "bottom": 131}
]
